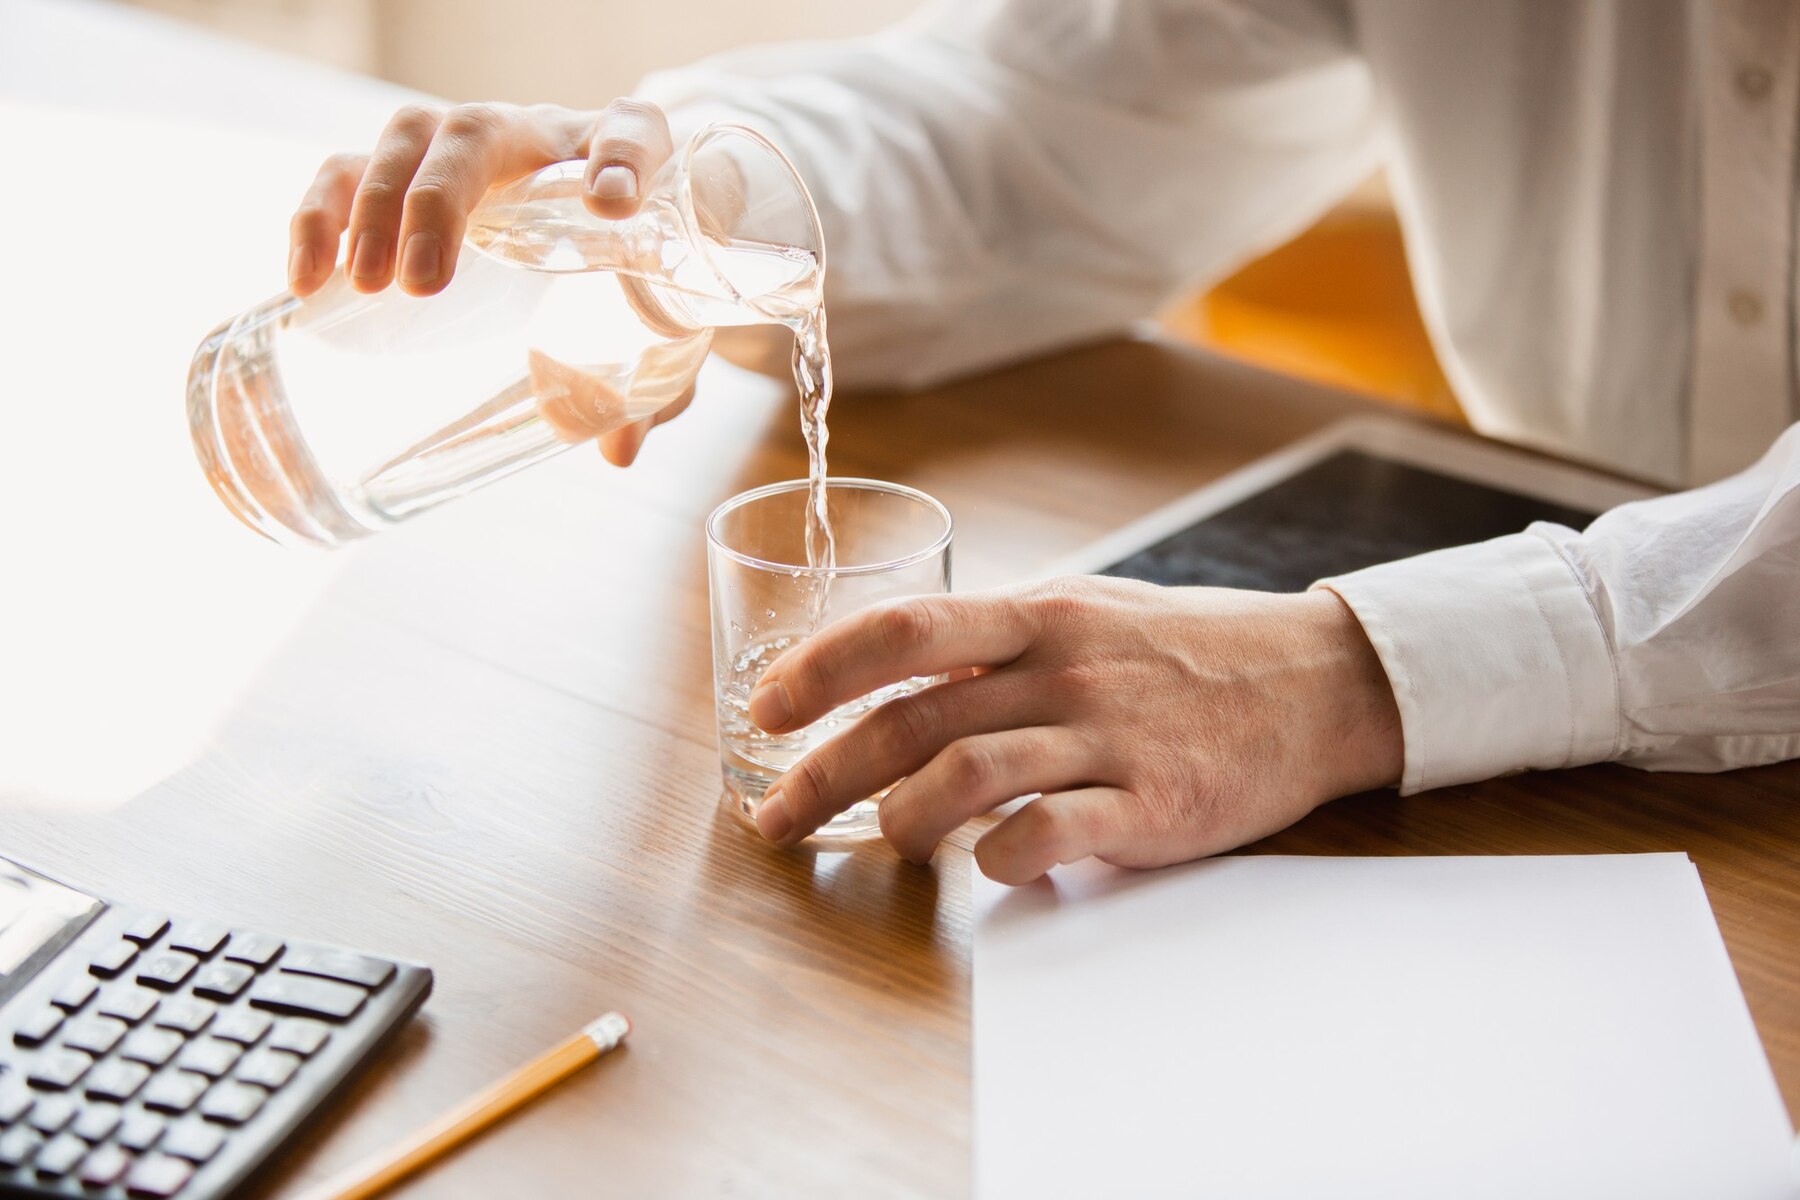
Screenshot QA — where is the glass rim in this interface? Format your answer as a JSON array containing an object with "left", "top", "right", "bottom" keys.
[
  {"left": 706, "top": 477, "right": 953, "bottom": 578},
  {"left": 681, "top": 123, "right": 828, "bottom": 313}
]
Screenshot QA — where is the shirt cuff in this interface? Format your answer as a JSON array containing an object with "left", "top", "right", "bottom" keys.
[{"left": 1313, "top": 530, "right": 1621, "bottom": 795}]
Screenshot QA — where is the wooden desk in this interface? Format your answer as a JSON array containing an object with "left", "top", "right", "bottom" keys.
[{"left": 1, "top": 3, "right": 1793, "bottom": 1196}]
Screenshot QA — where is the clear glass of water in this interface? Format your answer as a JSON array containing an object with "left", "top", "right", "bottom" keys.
[{"left": 707, "top": 478, "right": 953, "bottom": 841}]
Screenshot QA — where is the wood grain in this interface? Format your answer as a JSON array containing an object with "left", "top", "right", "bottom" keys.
[
  {"left": 2, "top": 6, "right": 1795, "bottom": 1197},
  {"left": 9, "top": 331, "right": 1796, "bottom": 1198}
]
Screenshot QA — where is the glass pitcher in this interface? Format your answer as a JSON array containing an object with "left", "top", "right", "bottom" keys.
[{"left": 187, "top": 124, "right": 825, "bottom": 549}]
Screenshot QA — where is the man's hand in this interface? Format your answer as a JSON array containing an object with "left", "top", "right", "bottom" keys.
[
  {"left": 747, "top": 577, "right": 1404, "bottom": 883},
  {"left": 286, "top": 98, "right": 685, "bottom": 465}
]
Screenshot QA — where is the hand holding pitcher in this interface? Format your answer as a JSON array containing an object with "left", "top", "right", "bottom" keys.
[
  {"left": 188, "top": 108, "right": 827, "bottom": 549},
  {"left": 289, "top": 99, "right": 683, "bottom": 468}
]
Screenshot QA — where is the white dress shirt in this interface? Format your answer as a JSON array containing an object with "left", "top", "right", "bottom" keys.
[{"left": 638, "top": 0, "right": 1800, "bottom": 791}]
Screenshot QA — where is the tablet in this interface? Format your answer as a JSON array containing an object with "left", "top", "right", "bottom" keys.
[{"left": 1056, "top": 416, "right": 1660, "bottom": 590}]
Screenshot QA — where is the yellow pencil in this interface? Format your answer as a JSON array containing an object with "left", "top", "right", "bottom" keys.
[{"left": 297, "top": 1012, "right": 632, "bottom": 1200}]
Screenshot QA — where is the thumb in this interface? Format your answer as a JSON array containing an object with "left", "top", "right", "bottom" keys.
[{"left": 597, "top": 417, "right": 653, "bottom": 467}]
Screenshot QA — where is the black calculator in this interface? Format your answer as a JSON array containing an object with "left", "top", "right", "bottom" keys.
[{"left": 0, "top": 854, "right": 431, "bottom": 1198}]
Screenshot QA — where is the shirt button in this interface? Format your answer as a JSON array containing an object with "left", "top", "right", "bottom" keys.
[
  {"left": 1736, "top": 64, "right": 1773, "bottom": 102},
  {"left": 1727, "top": 288, "right": 1764, "bottom": 327}
]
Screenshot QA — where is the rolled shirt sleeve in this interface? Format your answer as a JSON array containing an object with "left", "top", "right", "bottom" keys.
[
  {"left": 1319, "top": 423, "right": 1800, "bottom": 793},
  {"left": 635, "top": 0, "right": 1381, "bottom": 389}
]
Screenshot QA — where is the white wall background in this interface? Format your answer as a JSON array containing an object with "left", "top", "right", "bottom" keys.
[
  {"left": 127, "top": 0, "right": 922, "bottom": 104},
  {"left": 376, "top": 0, "right": 919, "bottom": 104}
]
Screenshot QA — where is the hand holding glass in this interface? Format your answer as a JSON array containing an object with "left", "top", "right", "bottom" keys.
[{"left": 708, "top": 479, "right": 953, "bottom": 841}]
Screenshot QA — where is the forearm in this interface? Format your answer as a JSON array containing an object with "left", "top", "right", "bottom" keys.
[{"left": 636, "top": 0, "right": 1382, "bottom": 389}]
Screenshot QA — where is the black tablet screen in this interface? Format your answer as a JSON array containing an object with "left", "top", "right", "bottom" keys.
[{"left": 1101, "top": 450, "right": 1597, "bottom": 592}]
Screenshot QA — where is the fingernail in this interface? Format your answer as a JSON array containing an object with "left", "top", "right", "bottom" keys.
[
  {"left": 287, "top": 245, "right": 313, "bottom": 288},
  {"left": 757, "top": 787, "right": 794, "bottom": 843},
  {"left": 400, "top": 232, "right": 441, "bottom": 286},
  {"left": 591, "top": 165, "right": 638, "bottom": 201},
  {"left": 748, "top": 681, "right": 793, "bottom": 731},
  {"left": 350, "top": 231, "right": 385, "bottom": 281}
]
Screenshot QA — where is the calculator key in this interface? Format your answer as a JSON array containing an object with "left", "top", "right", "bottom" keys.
[
  {"left": 192, "top": 961, "right": 255, "bottom": 1002},
  {"left": 32, "top": 1131, "right": 85, "bottom": 1176},
  {"left": 12, "top": 1006, "right": 63, "bottom": 1046},
  {"left": 71, "top": 1102, "right": 122, "bottom": 1143},
  {"left": 0, "top": 1086, "right": 31, "bottom": 1124},
  {"left": 210, "top": 1008, "right": 272, "bottom": 1046},
  {"left": 26, "top": 1049, "right": 92, "bottom": 1091},
  {"left": 79, "top": 1141, "right": 133, "bottom": 1188},
  {"left": 102, "top": 990, "right": 164, "bottom": 1030},
  {"left": 0, "top": 1125, "right": 41, "bottom": 1168},
  {"left": 152, "top": 996, "right": 215, "bottom": 1035},
  {"left": 161, "top": 1121, "right": 224, "bottom": 1164},
  {"left": 223, "top": 932, "right": 284, "bottom": 969},
  {"left": 124, "top": 913, "right": 172, "bottom": 944},
  {"left": 249, "top": 974, "right": 366, "bottom": 1020},
  {"left": 267, "top": 1019, "right": 330, "bottom": 1057},
  {"left": 117, "top": 1109, "right": 166, "bottom": 1152},
  {"left": 124, "top": 1153, "right": 194, "bottom": 1197},
  {"left": 137, "top": 952, "right": 200, "bottom": 991},
  {"left": 278, "top": 948, "right": 395, "bottom": 990},
  {"left": 90, "top": 939, "right": 141, "bottom": 978},
  {"left": 198, "top": 1081, "right": 265, "bottom": 1126},
  {"left": 237, "top": 1048, "right": 301, "bottom": 1091},
  {"left": 166, "top": 921, "right": 229, "bottom": 958},
  {"left": 100, "top": 985, "right": 161, "bottom": 1025},
  {"left": 62, "top": 1014, "right": 129, "bottom": 1057},
  {"left": 86, "top": 1059, "right": 152, "bottom": 1104},
  {"left": 50, "top": 976, "right": 98, "bottom": 1011},
  {"left": 175, "top": 1038, "right": 241, "bottom": 1079},
  {"left": 121, "top": 1026, "right": 185, "bottom": 1068},
  {"left": 26, "top": 1093, "right": 76, "bottom": 1135},
  {"left": 141, "top": 1071, "right": 209, "bottom": 1115}
]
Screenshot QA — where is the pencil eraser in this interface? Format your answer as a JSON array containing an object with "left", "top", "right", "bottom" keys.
[{"left": 584, "top": 1011, "right": 632, "bottom": 1050}]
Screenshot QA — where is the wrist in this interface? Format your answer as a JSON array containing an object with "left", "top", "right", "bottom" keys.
[{"left": 1296, "top": 588, "right": 1404, "bottom": 795}]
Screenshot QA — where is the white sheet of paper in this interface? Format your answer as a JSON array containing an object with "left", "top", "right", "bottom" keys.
[{"left": 973, "top": 853, "right": 1795, "bottom": 1199}]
